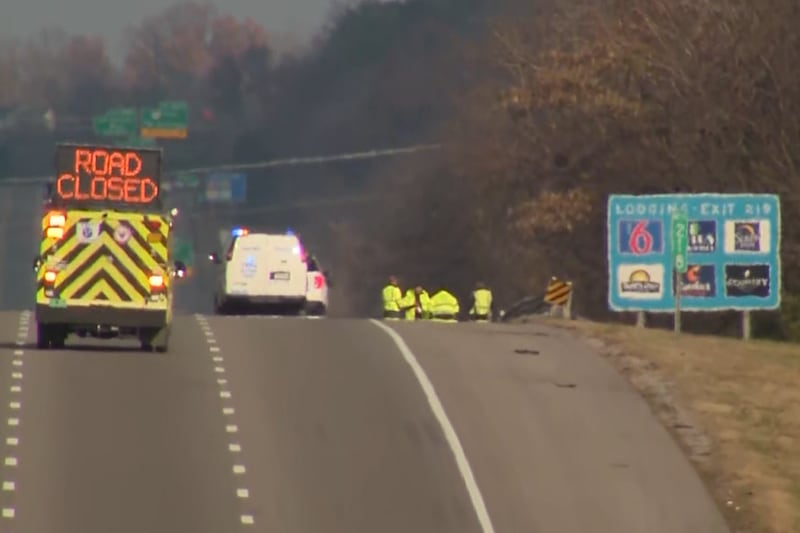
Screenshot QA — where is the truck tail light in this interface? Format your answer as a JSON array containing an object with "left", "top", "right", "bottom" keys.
[
  {"left": 149, "top": 274, "right": 164, "bottom": 290},
  {"left": 313, "top": 274, "right": 325, "bottom": 289},
  {"left": 45, "top": 211, "right": 66, "bottom": 239},
  {"left": 46, "top": 227, "right": 64, "bottom": 239},
  {"left": 44, "top": 270, "right": 57, "bottom": 284}
]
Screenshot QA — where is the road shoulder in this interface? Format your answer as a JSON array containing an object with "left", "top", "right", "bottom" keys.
[{"left": 533, "top": 316, "right": 799, "bottom": 533}]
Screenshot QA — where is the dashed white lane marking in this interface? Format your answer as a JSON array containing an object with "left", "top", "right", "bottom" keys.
[
  {"left": 369, "top": 319, "right": 496, "bottom": 533},
  {"left": 196, "top": 315, "right": 255, "bottom": 527},
  {"left": 3, "top": 311, "right": 30, "bottom": 524}
]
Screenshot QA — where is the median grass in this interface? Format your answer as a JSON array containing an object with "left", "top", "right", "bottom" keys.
[{"left": 535, "top": 316, "right": 800, "bottom": 533}]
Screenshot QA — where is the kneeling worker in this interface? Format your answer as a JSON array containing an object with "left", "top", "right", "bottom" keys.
[
  {"left": 428, "top": 286, "right": 460, "bottom": 323},
  {"left": 382, "top": 275, "right": 403, "bottom": 320},
  {"left": 469, "top": 281, "right": 494, "bottom": 322}
]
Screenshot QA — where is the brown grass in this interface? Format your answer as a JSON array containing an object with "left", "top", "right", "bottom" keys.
[{"left": 534, "top": 316, "right": 800, "bottom": 533}]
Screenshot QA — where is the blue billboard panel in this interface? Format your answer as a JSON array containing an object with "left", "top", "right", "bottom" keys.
[
  {"left": 607, "top": 194, "right": 780, "bottom": 312},
  {"left": 205, "top": 173, "right": 246, "bottom": 203}
]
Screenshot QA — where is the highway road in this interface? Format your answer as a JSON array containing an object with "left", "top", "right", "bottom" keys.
[{"left": 0, "top": 306, "right": 731, "bottom": 532}]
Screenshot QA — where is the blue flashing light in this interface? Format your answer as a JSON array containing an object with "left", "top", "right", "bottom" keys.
[
  {"left": 285, "top": 228, "right": 294, "bottom": 235},
  {"left": 231, "top": 227, "right": 248, "bottom": 237}
]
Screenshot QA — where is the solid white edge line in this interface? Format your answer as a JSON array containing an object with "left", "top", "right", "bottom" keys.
[{"left": 368, "top": 319, "right": 496, "bottom": 533}]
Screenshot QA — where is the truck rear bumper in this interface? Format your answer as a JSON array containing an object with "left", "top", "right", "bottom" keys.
[{"left": 36, "top": 304, "right": 168, "bottom": 328}]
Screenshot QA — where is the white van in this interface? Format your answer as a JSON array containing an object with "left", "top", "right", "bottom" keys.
[{"left": 209, "top": 228, "right": 309, "bottom": 314}]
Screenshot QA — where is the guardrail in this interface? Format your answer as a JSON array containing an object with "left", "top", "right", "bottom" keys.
[{"left": 499, "top": 276, "right": 574, "bottom": 322}]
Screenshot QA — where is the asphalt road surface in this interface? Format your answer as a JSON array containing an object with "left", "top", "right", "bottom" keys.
[{"left": 0, "top": 308, "right": 731, "bottom": 532}]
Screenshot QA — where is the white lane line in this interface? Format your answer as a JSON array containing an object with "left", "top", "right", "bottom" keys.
[
  {"left": 369, "top": 319, "right": 496, "bottom": 533},
  {"left": 196, "top": 315, "right": 256, "bottom": 527},
  {"left": 6, "top": 315, "right": 26, "bottom": 523}
]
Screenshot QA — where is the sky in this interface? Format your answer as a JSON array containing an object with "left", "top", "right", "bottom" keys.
[{"left": 1, "top": 0, "right": 353, "bottom": 56}]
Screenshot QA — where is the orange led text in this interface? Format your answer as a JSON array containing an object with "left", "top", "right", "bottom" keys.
[{"left": 56, "top": 148, "right": 158, "bottom": 204}]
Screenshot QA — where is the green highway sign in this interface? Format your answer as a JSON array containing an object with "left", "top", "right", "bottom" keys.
[
  {"left": 93, "top": 108, "right": 138, "bottom": 137},
  {"left": 671, "top": 211, "right": 689, "bottom": 273},
  {"left": 140, "top": 101, "right": 188, "bottom": 139}
]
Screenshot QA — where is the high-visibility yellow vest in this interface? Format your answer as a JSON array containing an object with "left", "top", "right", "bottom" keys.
[
  {"left": 471, "top": 288, "right": 492, "bottom": 317},
  {"left": 382, "top": 284, "right": 402, "bottom": 312},
  {"left": 429, "top": 290, "right": 459, "bottom": 321},
  {"left": 402, "top": 289, "right": 431, "bottom": 320}
]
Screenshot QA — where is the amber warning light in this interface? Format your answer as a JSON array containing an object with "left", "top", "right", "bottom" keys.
[{"left": 53, "top": 146, "right": 161, "bottom": 205}]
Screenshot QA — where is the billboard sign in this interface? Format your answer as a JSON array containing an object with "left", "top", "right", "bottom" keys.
[{"left": 607, "top": 194, "right": 780, "bottom": 312}]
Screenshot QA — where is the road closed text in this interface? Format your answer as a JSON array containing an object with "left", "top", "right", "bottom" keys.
[{"left": 55, "top": 148, "right": 160, "bottom": 204}]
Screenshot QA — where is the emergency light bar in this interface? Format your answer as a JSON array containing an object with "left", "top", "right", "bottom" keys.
[{"left": 231, "top": 227, "right": 249, "bottom": 237}]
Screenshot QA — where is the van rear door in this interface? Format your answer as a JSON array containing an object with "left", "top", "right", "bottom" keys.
[{"left": 226, "top": 234, "right": 307, "bottom": 299}]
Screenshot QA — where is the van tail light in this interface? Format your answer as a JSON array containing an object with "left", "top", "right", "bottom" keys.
[
  {"left": 149, "top": 274, "right": 165, "bottom": 291},
  {"left": 313, "top": 274, "right": 325, "bottom": 289},
  {"left": 44, "top": 270, "right": 57, "bottom": 284}
]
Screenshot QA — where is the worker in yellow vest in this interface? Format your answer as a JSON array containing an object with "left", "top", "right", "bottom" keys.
[
  {"left": 381, "top": 275, "right": 403, "bottom": 320},
  {"left": 428, "top": 286, "right": 460, "bottom": 323},
  {"left": 469, "top": 281, "right": 494, "bottom": 322},
  {"left": 401, "top": 285, "right": 431, "bottom": 320}
]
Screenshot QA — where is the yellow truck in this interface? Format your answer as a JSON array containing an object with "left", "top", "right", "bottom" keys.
[{"left": 33, "top": 143, "right": 186, "bottom": 351}]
